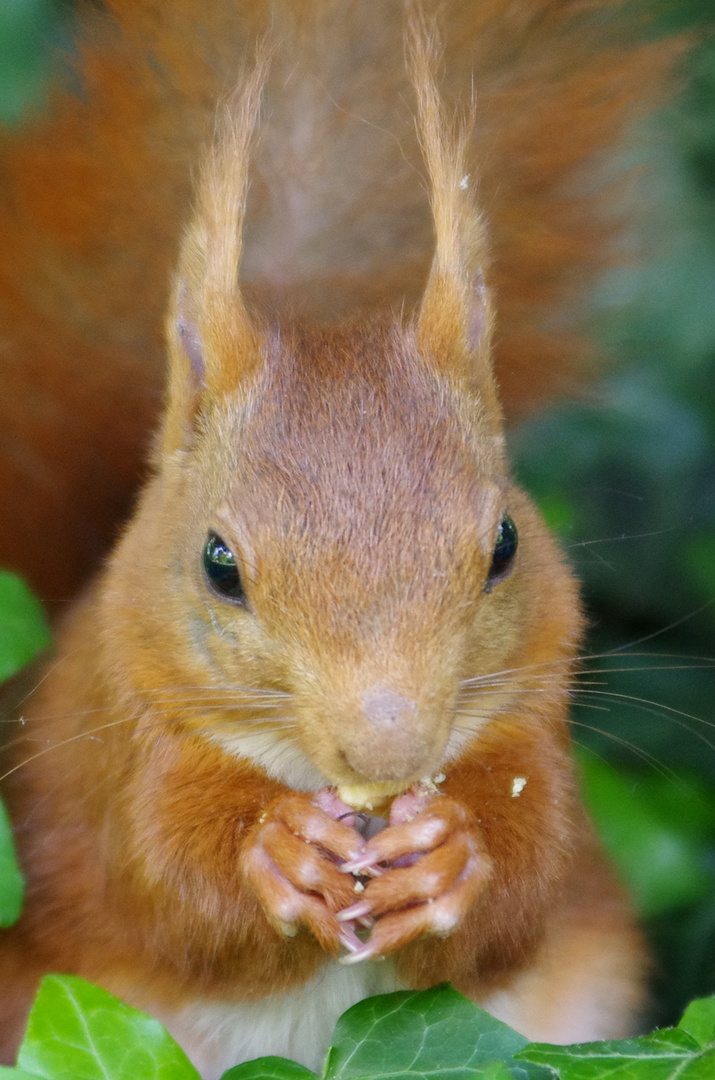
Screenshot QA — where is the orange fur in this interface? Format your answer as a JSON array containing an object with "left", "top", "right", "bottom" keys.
[{"left": 0, "top": 0, "right": 671, "bottom": 1072}]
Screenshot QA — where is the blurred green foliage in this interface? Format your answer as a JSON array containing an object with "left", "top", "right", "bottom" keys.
[
  {"left": 0, "top": 571, "right": 51, "bottom": 684},
  {"left": 579, "top": 758, "right": 715, "bottom": 920},
  {"left": 1, "top": 0, "right": 714, "bottom": 1036},
  {"left": 0, "top": 571, "right": 51, "bottom": 927},
  {"left": 0, "top": 0, "right": 74, "bottom": 125}
]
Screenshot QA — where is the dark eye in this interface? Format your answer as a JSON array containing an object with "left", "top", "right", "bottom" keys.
[
  {"left": 203, "top": 532, "right": 246, "bottom": 604},
  {"left": 485, "top": 515, "right": 518, "bottom": 591}
]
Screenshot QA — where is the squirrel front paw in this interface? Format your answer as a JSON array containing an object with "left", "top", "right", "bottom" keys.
[
  {"left": 337, "top": 790, "right": 492, "bottom": 962},
  {"left": 241, "top": 790, "right": 366, "bottom": 954}
]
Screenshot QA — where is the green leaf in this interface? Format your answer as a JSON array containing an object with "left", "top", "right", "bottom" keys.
[
  {"left": 17, "top": 974, "right": 201, "bottom": 1080},
  {"left": 0, "top": 1069, "right": 42, "bottom": 1079},
  {"left": 0, "top": 793, "right": 24, "bottom": 926},
  {"left": 517, "top": 1027, "right": 712, "bottom": 1079},
  {"left": 676, "top": 1050, "right": 715, "bottom": 1079},
  {"left": 324, "top": 984, "right": 550, "bottom": 1080},
  {"left": 0, "top": 571, "right": 51, "bottom": 683},
  {"left": 679, "top": 996, "right": 715, "bottom": 1048},
  {"left": 220, "top": 1059, "right": 319, "bottom": 1080}
]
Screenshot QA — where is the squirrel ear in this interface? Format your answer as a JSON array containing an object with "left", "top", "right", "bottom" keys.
[
  {"left": 409, "top": 16, "right": 502, "bottom": 430},
  {"left": 416, "top": 264, "right": 502, "bottom": 441},
  {"left": 162, "top": 52, "right": 267, "bottom": 453},
  {"left": 417, "top": 263, "right": 493, "bottom": 377},
  {"left": 176, "top": 280, "right": 207, "bottom": 388}
]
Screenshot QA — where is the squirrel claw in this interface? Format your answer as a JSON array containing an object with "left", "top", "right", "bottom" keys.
[
  {"left": 338, "top": 942, "right": 375, "bottom": 965},
  {"left": 340, "top": 854, "right": 384, "bottom": 876},
  {"left": 338, "top": 925, "right": 365, "bottom": 954},
  {"left": 336, "top": 900, "right": 372, "bottom": 922}
]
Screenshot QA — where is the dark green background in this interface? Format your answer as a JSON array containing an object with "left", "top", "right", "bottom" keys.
[{"left": 1, "top": 0, "right": 714, "bottom": 1031}]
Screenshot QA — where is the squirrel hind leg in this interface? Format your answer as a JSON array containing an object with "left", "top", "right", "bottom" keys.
[
  {"left": 481, "top": 916, "right": 647, "bottom": 1043},
  {"left": 479, "top": 852, "right": 647, "bottom": 1043}
]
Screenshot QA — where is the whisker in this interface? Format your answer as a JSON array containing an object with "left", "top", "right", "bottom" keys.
[
  {"left": 569, "top": 691, "right": 715, "bottom": 749},
  {"left": 1, "top": 718, "right": 147, "bottom": 781},
  {"left": 12, "top": 642, "right": 88, "bottom": 709},
  {"left": 568, "top": 719, "right": 677, "bottom": 780},
  {"left": 605, "top": 600, "right": 715, "bottom": 654},
  {"left": 453, "top": 698, "right": 616, "bottom": 727},
  {"left": 565, "top": 526, "right": 679, "bottom": 551},
  {"left": 208, "top": 716, "right": 297, "bottom": 731},
  {"left": 457, "top": 686, "right": 715, "bottom": 738},
  {"left": 454, "top": 687, "right": 715, "bottom": 767},
  {"left": 141, "top": 684, "right": 290, "bottom": 697},
  {"left": 1, "top": 707, "right": 302, "bottom": 783},
  {"left": 139, "top": 699, "right": 288, "bottom": 713},
  {"left": 460, "top": 651, "right": 715, "bottom": 690},
  {"left": 0, "top": 697, "right": 288, "bottom": 731}
]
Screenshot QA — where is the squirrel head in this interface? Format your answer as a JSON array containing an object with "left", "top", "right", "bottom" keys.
[{"left": 103, "top": 24, "right": 582, "bottom": 797}]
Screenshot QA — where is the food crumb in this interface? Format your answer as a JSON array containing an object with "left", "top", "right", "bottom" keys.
[{"left": 511, "top": 776, "right": 527, "bottom": 798}]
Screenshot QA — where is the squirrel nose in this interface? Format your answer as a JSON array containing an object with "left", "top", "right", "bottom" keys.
[
  {"left": 361, "top": 687, "right": 417, "bottom": 730},
  {"left": 338, "top": 686, "right": 429, "bottom": 781}
]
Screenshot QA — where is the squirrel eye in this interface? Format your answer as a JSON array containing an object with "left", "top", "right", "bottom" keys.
[
  {"left": 203, "top": 532, "right": 246, "bottom": 605},
  {"left": 485, "top": 515, "right": 518, "bottom": 592}
]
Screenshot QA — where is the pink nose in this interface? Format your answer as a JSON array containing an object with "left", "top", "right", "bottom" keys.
[
  {"left": 336, "top": 686, "right": 426, "bottom": 781},
  {"left": 361, "top": 687, "right": 417, "bottom": 730}
]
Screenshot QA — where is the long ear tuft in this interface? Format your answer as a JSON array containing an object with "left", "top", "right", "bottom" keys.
[
  {"left": 409, "top": 12, "right": 501, "bottom": 427},
  {"left": 163, "top": 45, "right": 268, "bottom": 453}
]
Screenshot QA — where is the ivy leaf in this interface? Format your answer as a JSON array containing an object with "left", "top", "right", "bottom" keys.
[
  {"left": 324, "top": 984, "right": 550, "bottom": 1080},
  {"left": 678, "top": 996, "right": 715, "bottom": 1049},
  {"left": 220, "top": 1058, "right": 319, "bottom": 1080},
  {"left": 516, "top": 1026, "right": 713, "bottom": 1079},
  {"left": 17, "top": 975, "right": 201, "bottom": 1080},
  {"left": 0, "top": 793, "right": 24, "bottom": 926},
  {"left": 0, "top": 571, "right": 51, "bottom": 683}
]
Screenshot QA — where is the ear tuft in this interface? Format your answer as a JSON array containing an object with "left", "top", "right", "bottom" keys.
[
  {"left": 408, "top": 11, "right": 499, "bottom": 428},
  {"left": 161, "top": 45, "right": 269, "bottom": 453}
]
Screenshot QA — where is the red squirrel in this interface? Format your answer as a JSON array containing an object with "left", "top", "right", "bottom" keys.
[{"left": 0, "top": 1, "right": 677, "bottom": 1075}]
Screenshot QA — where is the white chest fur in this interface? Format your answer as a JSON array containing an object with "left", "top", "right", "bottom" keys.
[{"left": 156, "top": 960, "right": 403, "bottom": 1080}]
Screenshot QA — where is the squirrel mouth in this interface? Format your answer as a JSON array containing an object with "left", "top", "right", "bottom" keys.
[
  {"left": 335, "top": 778, "right": 411, "bottom": 813},
  {"left": 335, "top": 773, "right": 447, "bottom": 814}
]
